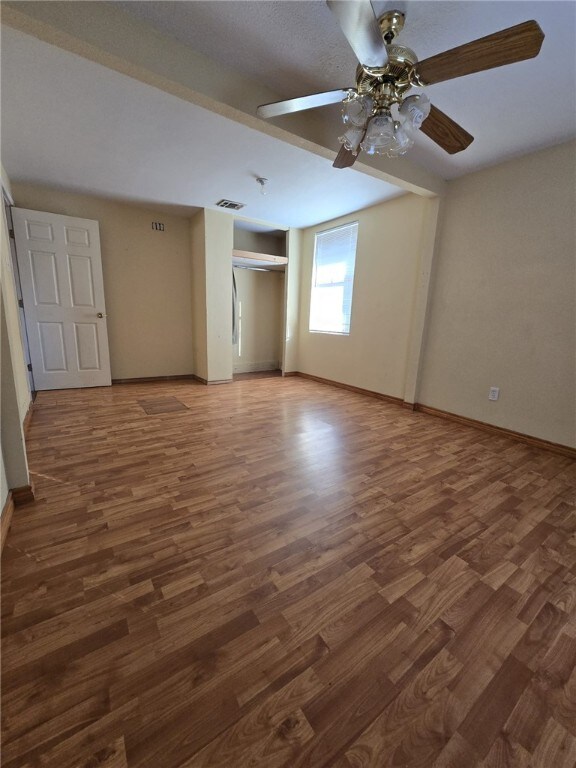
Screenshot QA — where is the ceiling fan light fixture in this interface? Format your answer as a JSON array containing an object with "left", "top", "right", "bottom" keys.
[
  {"left": 399, "top": 93, "right": 431, "bottom": 130},
  {"left": 342, "top": 93, "right": 373, "bottom": 127},
  {"left": 361, "top": 107, "right": 419, "bottom": 158},
  {"left": 338, "top": 125, "right": 364, "bottom": 153},
  {"left": 361, "top": 111, "right": 396, "bottom": 155},
  {"left": 386, "top": 121, "right": 415, "bottom": 156}
]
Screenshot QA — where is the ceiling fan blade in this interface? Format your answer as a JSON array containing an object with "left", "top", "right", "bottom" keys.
[
  {"left": 257, "top": 88, "right": 352, "bottom": 119},
  {"left": 333, "top": 145, "right": 359, "bottom": 168},
  {"left": 326, "top": 0, "right": 388, "bottom": 68},
  {"left": 420, "top": 105, "right": 474, "bottom": 154},
  {"left": 414, "top": 20, "right": 545, "bottom": 86}
]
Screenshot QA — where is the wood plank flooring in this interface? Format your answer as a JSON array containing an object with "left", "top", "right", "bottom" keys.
[{"left": 1, "top": 377, "right": 575, "bottom": 768}]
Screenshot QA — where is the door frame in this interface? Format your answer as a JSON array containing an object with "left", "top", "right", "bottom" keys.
[{"left": 1, "top": 185, "right": 35, "bottom": 394}]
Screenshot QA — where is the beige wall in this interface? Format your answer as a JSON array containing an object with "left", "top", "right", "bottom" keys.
[
  {"left": 1, "top": 299, "right": 30, "bottom": 493},
  {"left": 189, "top": 209, "right": 234, "bottom": 383},
  {"left": 190, "top": 211, "right": 208, "bottom": 381},
  {"left": 418, "top": 140, "right": 576, "bottom": 447},
  {"left": 283, "top": 228, "right": 302, "bottom": 373},
  {"left": 403, "top": 196, "right": 443, "bottom": 405},
  {"left": 234, "top": 229, "right": 285, "bottom": 257},
  {"left": 233, "top": 268, "right": 284, "bottom": 373},
  {"left": 298, "top": 194, "right": 430, "bottom": 398},
  {"left": 12, "top": 184, "right": 194, "bottom": 380},
  {"left": 204, "top": 210, "right": 233, "bottom": 382}
]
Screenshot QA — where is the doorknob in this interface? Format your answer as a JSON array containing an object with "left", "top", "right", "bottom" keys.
[{"left": 96, "top": 312, "right": 107, "bottom": 318}]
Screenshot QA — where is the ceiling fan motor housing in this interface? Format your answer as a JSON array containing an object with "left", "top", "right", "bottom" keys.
[
  {"left": 357, "top": 44, "right": 419, "bottom": 108},
  {"left": 385, "top": 45, "right": 419, "bottom": 84}
]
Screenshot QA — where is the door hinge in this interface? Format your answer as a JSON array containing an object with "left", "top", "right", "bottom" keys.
[
  {"left": 18, "top": 299, "right": 24, "bottom": 308},
  {"left": 9, "top": 228, "right": 15, "bottom": 239},
  {"left": 27, "top": 363, "right": 33, "bottom": 372}
]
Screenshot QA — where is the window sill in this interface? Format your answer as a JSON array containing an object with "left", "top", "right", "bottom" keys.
[{"left": 308, "top": 330, "right": 350, "bottom": 336}]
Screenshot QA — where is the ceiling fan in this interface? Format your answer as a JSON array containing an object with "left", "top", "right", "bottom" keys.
[{"left": 256, "top": 1, "right": 545, "bottom": 168}]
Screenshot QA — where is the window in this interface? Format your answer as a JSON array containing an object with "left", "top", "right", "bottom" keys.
[{"left": 309, "top": 221, "right": 358, "bottom": 335}]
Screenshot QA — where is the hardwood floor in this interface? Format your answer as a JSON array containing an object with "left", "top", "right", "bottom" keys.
[{"left": 1, "top": 377, "right": 575, "bottom": 768}]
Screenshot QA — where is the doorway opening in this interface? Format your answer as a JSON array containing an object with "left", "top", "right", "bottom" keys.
[{"left": 232, "top": 221, "right": 287, "bottom": 381}]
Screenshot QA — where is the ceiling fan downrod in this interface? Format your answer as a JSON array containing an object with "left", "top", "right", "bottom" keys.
[{"left": 378, "top": 10, "right": 405, "bottom": 43}]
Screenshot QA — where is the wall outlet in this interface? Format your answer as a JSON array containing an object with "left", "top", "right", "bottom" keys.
[{"left": 488, "top": 386, "right": 500, "bottom": 401}]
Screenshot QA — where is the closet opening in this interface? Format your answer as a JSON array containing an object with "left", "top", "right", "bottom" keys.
[{"left": 232, "top": 221, "right": 287, "bottom": 381}]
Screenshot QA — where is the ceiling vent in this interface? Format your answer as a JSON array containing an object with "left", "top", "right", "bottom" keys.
[{"left": 216, "top": 199, "right": 246, "bottom": 210}]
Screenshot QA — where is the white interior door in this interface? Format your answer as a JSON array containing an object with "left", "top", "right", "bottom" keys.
[{"left": 12, "top": 207, "right": 111, "bottom": 390}]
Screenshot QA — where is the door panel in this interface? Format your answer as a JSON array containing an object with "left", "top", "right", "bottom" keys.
[
  {"left": 39, "top": 322, "right": 67, "bottom": 370},
  {"left": 69, "top": 255, "right": 95, "bottom": 306},
  {"left": 13, "top": 208, "right": 111, "bottom": 390},
  {"left": 25, "top": 218, "right": 54, "bottom": 242},
  {"left": 65, "top": 225, "right": 91, "bottom": 247},
  {"left": 74, "top": 323, "right": 100, "bottom": 370},
  {"left": 30, "top": 250, "right": 60, "bottom": 305}
]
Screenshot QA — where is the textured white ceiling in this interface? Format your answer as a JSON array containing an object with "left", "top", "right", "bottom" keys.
[{"left": 115, "top": 0, "right": 576, "bottom": 178}]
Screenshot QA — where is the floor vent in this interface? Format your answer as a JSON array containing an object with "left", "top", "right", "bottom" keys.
[{"left": 216, "top": 199, "right": 246, "bottom": 210}]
